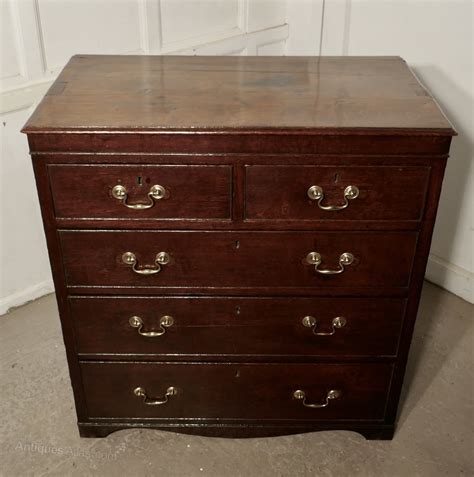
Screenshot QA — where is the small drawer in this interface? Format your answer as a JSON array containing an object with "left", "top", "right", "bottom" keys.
[
  {"left": 81, "top": 362, "right": 393, "bottom": 420},
  {"left": 60, "top": 230, "right": 417, "bottom": 291},
  {"left": 245, "top": 165, "right": 430, "bottom": 221},
  {"left": 71, "top": 296, "right": 405, "bottom": 358},
  {"left": 48, "top": 164, "right": 232, "bottom": 220}
]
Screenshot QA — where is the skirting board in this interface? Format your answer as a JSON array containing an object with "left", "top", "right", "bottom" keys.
[
  {"left": 426, "top": 254, "right": 473, "bottom": 304},
  {"left": 0, "top": 279, "right": 54, "bottom": 316}
]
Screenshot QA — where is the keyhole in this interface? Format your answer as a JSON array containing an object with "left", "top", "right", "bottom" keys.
[
  {"left": 235, "top": 305, "right": 241, "bottom": 315},
  {"left": 137, "top": 176, "right": 143, "bottom": 186},
  {"left": 334, "top": 173, "right": 340, "bottom": 184},
  {"left": 234, "top": 240, "right": 240, "bottom": 249}
]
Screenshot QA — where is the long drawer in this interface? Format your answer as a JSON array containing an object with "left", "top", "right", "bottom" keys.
[
  {"left": 71, "top": 296, "right": 405, "bottom": 357},
  {"left": 49, "top": 164, "right": 232, "bottom": 220},
  {"left": 81, "top": 362, "right": 393, "bottom": 420},
  {"left": 60, "top": 231, "right": 417, "bottom": 290}
]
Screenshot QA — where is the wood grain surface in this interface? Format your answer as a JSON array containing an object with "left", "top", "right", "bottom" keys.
[{"left": 23, "top": 55, "right": 454, "bottom": 133}]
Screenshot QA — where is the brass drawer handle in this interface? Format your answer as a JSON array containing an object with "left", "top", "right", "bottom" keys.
[
  {"left": 129, "top": 315, "right": 174, "bottom": 337},
  {"left": 112, "top": 184, "right": 166, "bottom": 209},
  {"left": 133, "top": 386, "right": 177, "bottom": 406},
  {"left": 302, "top": 316, "right": 347, "bottom": 335},
  {"left": 307, "top": 185, "right": 359, "bottom": 211},
  {"left": 293, "top": 389, "right": 341, "bottom": 408},
  {"left": 306, "top": 251, "right": 354, "bottom": 275},
  {"left": 122, "top": 251, "right": 170, "bottom": 275}
]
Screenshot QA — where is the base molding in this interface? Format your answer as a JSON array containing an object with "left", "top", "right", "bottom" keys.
[
  {"left": 426, "top": 254, "right": 473, "bottom": 303},
  {"left": 0, "top": 279, "right": 54, "bottom": 315},
  {"left": 78, "top": 421, "right": 395, "bottom": 440}
]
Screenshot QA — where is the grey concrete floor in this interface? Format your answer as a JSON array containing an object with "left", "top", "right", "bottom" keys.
[{"left": 0, "top": 281, "right": 472, "bottom": 477}]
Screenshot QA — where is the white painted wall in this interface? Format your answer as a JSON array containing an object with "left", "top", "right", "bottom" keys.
[
  {"left": 318, "top": 0, "right": 473, "bottom": 303},
  {"left": 0, "top": 0, "right": 472, "bottom": 314},
  {"left": 1, "top": 107, "right": 54, "bottom": 311}
]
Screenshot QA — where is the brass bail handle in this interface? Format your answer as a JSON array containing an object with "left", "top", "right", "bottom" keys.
[
  {"left": 293, "top": 389, "right": 342, "bottom": 408},
  {"left": 302, "top": 315, "right": 347, "bottom": 336},
  {"left": 112, "top": 184, "right": 166, "bottom": 210},
  {"left": 306, "top": 251, "right": 354, "bottom": 275},
  {"left": 307, "top": 185, "right": 359, "bottom": 211},
  {"left": 129, "top": 315, "right": 174, "bottom": 337},
  {"left": 121, "top": 251, "right": 170, "bottom": 275},
  {"left": 133, "top": 386, "right": 177, "bottom": 405}
]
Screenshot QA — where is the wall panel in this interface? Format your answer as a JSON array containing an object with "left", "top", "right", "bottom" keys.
[
  {"left": 37, "top": 0, "right": 144, "bottom": 74},
  {"left": 160, "top": 0, "right": 241, "bottom": 46},
  {"left": 1, "top": 1, "right": 24, "bottom": 86}
]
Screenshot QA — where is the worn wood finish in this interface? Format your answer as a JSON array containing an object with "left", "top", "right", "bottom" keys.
[
  {"left": 59, "top": 230, "right": 417, "bottom": 290},
  {"left": 77, "top": 422, "right": 396, "bottom": 440},
  {"left": 70, "top": 296, "right": 406, "bottom": 358},
  {"left": 39, "top": 154, "right": 446, "bottom": 231},
  {"left": 22, "top": 56, "right": 454, "bottom": 133},
  {"left": 80, "top": 362, "right": 393, "bottom": 420},
  {"left": 27, "top": 132, "right": 452, "bottom": 155},
  {"left": 49, "top": 164, "right": 232, "bottom": 220},
  {"left": 24, "top": 55, "right": 455, "bottom": 440},
  {"left": 245, "top": 165, "right": 430, "bottom": 221}
]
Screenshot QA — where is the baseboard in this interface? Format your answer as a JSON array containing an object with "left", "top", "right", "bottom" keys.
[
  {"left": 0, "top": 279, "right": 55, "bottom": 316},
  {"left": 426, "top": 254, "right": 473, "bottom": 304}
]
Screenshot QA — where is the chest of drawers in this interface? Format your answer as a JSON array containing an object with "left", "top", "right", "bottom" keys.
[{"left": 23, "top": 55, "right": 455, "bottom": 439}]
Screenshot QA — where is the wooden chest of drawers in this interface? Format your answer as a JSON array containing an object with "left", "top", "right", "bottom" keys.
[{"left": 23, "top": 55, "right": 455, "bottom": 440}]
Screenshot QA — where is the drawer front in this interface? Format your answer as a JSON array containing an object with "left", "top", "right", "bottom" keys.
[
  {"left": 81, "top": 362, "right": 393, "bottom": 420},
  {"left": 49, "top": 164, "right": 232, "bottom": 219},
  {"left": 245, "top": 165, "right": 430, "bottom": 221},
  {"left": 60, "top": 231, "right": 417, "bottom": 289},
  {"left": 71, "top": 296, "right": 405, "bottom": 357}
]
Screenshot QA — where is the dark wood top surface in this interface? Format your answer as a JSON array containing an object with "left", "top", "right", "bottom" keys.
[{"left": 22, "top": 55, "right": 454, "bottom": 134}]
